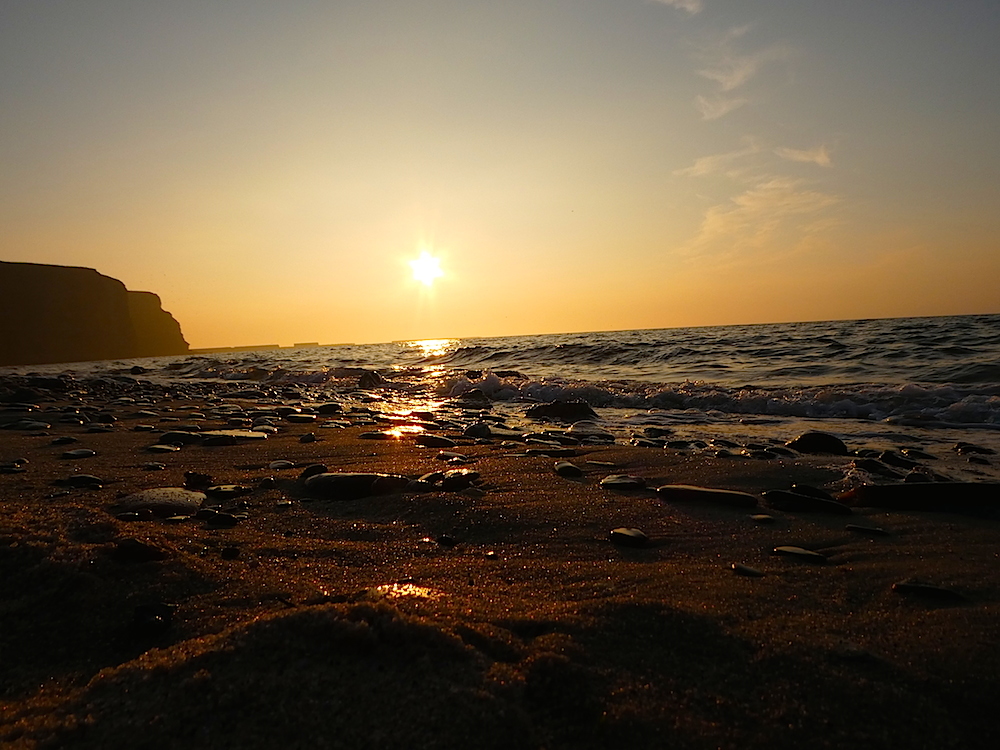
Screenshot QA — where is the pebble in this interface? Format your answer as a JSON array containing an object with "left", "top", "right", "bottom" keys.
[
  {"left": 303, "top": 472, "right": 411, "bottom": 500},
  {"left": 525, "top": 400, "right": 598, "bottom": 423},
  {"left": 414, "top": 434, "right": 457, "bottom": 448},
  {"left": 600, "top": 474, "right": 646, "bottom": 490},
  {"left": 609, "top": 527, "right": 648, "bottom": 547},
  {"left": 785, "top": 431, "right": 849, "bottom": 455},
  {"left": 61, "top": 448, "right": 96, "bottom": 459},
  {"left": 772, "top": 545, "right": 828, "bottom": 564},
  {"left": 268, "top": 460, "right": 296, "bottom": 470},
  {"left": 554, "top": 461, "right": 584, "bottom": 478},
  {"left": 656, "top": 484, "right": 757, "bottom": 508},
  {"left": 147, "top": 444, "right": 181, "bottom": 453},
  {"left": 114, "top": 487, "right": 207, "bottom": 516},
  {"left": 750, "top": 514, "right": 777, "bottom": 524}
]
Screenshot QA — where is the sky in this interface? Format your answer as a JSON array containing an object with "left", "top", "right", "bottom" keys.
[{"left": 2, "top": 0, "right": 999, "bottom": 349}]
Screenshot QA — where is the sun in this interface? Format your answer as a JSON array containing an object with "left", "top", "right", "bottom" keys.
[{"left": 409, "top": 251, "right": 443, "bottom": 287}]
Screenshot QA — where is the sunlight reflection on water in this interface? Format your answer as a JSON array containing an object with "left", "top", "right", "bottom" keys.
[{"left": 405, "top": 339, "right": 459, "bottom": 358}]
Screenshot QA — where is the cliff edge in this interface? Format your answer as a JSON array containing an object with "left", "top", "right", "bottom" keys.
[{"left": 0, "top": 261, "right": 189, "bottom": 366}]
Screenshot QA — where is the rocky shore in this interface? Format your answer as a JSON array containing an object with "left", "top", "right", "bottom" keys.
[{"left": 2, "top": 373, "right": 999, "bottom": 748}]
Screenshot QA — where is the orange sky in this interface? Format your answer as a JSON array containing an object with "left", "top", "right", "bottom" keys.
[{"left": 2, "top": 1, "right": 998, "bottom": 348}]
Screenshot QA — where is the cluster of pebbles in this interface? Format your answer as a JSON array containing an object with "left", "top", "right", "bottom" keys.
[{"left": 3, "top": 372, "right": 998, "bottom": 607}]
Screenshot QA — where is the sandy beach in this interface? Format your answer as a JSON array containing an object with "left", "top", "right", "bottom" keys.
[{"left": 2, "top": 378, "right": 1000, "bottom": 749}]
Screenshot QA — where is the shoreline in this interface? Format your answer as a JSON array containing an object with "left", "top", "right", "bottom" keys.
[{"left": 2, "top": 378, "right": 1000, "bottom": 748}]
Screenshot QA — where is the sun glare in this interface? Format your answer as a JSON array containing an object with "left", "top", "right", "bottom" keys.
[{"left": 409, "top": 251, "right": 443, "bottom": 287}]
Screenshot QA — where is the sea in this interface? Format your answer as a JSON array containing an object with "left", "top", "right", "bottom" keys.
[{"left": 4, "top": 314, "right": 1000, "bottom": 479}]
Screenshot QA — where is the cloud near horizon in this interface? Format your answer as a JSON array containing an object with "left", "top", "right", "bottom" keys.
[{"left": 678, "top": 177, "right": 840, "bottom": 263}]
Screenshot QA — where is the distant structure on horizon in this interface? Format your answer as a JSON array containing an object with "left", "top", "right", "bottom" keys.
[{"left": 0, "top": 260, "right": 189, "bottom": 366}]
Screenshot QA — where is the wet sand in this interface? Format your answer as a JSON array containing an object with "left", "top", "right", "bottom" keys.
[{"left": 2, "top": 385, "right": 1000, "bottom": 749}]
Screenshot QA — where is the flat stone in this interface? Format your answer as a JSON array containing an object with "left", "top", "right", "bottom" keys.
[
  {"left": 609, "top": 527, "right": 648, "bottom": 547},
  {"left": 600, "top": 474, "right": 646, "bottom": 490},
  {"left": 414, "top": 434, "right": 456, "bottom": 448},
  {"left": 772, "top": 545, "right": 828, "bottom": 563},
  {"left": 525, "top": 446, "right": 577, "bottom": 458},
  {"left": 656, "top": 484, "right": 757, "bottom": 508},
  {"left": 147, "top": 444, "right": 181, "bottom": 453},
  {"left": 303, "top": 472, "right": 411, "bottom": 500},
  {"left": 114, "top": 487, "right": 206, "bottom": 516},
  {"left": 554, "top": 461, "right": 584, "bottom": 478},
  {"left": 61, "top": 448, "right": 96, "bottom": 459}
]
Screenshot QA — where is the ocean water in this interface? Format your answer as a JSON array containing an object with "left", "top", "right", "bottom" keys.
[{"left": 5, "top": 314, "right": 1000, "bottom": 474}]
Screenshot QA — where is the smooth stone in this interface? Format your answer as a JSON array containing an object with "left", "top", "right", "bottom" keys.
[
  {"left": 61, "top": 448, "right": 96, "bottom": 459},
  {"left": 785, "top": 431, "right": 849, "bottom": 455},
  {"left": 414, "top": 433, "right": 456, "bottom": 448},
  {"left": 303, "top": 472, "right": 411, "bottom": 500},
  {"left": 609, "top": 527, "right": 648, "bottom": 547},
  {"left": 463, "top": 422, "right": 493, "bottom": 439},
  {"left": 762, "top": 490, "right": 852, "bottom": 515},
  {"left": 440, "top": 468, "right": 480, "bottom": 491},
  {"left": 268, "top": 460, "right": 296, "bottom": 470},
  {"left": 51, "top": 436, "right": 78, "bottom": 445},
  {"left": 143, "top": 462, "right": 166, "bottom": 470},
  {"left": 147, "top": 444, "right": 181, "bottom": 453},
  {"left": 299, "top": 433, "right": 318, "bottom": 443},
  {"left": 656, "top": 484, "right": 757, "bottom": 508},
  {"left": 114, "top": 487, "right": 206, "bottom": 516},
  {"left": 554, "top": 461, "right": 584, "bottom": 478},
  {"left": 901, "top": 447, "right": 937, "bottom": 460},
  {"left": 750, "top": 514, "right": 777, "bottom": 524},
  {"left": 437, "top": 451, "right": 469, "bottom": 462},
  {"left": 285, "top": 413, "right": 317, "bottom": 424},
  {"left": 525, "top": 400, "right": 598, "bottom": 423},
  {"left": 158, "top": 431, "right": 204, "bottom": 445},
  {"left": 202, "top": 434, "right": 237, "bottom": 446},
  {"left": 772, "top": 545, "right": 828, "bottom": 564},
  {"left": 600, "top": 474, "right": 646, "bottom": 490},
  {"left": 732, "top": 563, "right": 765, "bottom": 577},
  {"left": 879, "top": 450, "right": 918, "bottom": 469}
]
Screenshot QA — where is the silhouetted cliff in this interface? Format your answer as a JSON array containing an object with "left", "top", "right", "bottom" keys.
[{"left": 0, "top": 261, "right": 189, "bottom": 366}]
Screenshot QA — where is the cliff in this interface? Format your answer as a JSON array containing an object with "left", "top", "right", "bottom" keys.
[{"left": 0, "top": 261, "right": 189, "bottom": 366}]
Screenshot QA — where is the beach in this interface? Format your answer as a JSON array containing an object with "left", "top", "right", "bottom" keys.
[{"left": 2, "top": 373, "right": 999, "bottom": 748}]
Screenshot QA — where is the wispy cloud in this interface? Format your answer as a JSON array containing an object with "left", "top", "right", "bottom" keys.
[
  {"left": 774, "top": 145, "right": 832, "bottom": 167},
  {"left": 680, "top": 177, "right": 839, "bottom": 261},
  {"left": 695, "top": 95, "right": 747, "bottom": 120},
  {"left": 674, "top": 140, "right": 759, "bottom": 177},
  {"left": 698, "top": 44, "right": 789, "bottom": 92},
  {"left": 651, "top": 0, "right": 703, "bottom": 13}
]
